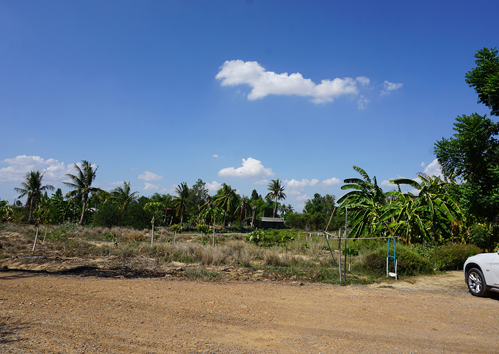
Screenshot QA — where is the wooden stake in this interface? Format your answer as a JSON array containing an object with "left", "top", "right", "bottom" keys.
[{"left": 32, "top": 226, "right": 39, "bottom": 252}]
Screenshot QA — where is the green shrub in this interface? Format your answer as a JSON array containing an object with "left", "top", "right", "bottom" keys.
[
  {"left": 105, "top": 233, "right": 116, "bottom": 242},
  {"left": 196, "top": 224, "right": 210, "bottom": 234},
  {"left": 171, "top": 224, "right": 182, "bottom": 233},
  {"left": 245, "top": 229, "right": 294, "bottom": 246},
  {"left": 432, "top": 243, "right": 482, "bottom": 270},
  {"left": 364, "top": 245, "right": 433, "bottom": 276},
  {"left": 468, "top": 224, "right": 493, "bottom": 250}
]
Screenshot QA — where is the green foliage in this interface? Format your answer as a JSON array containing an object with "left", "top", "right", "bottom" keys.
[
  {"left": 196, "top": 223, "right": 210, "bottom": 234},
  {"left": 432, "top": 244, "right": 482, "bottom": 270},
  {"left": 338, "top": 166, "right": 389, "bottom": 238},
  {"left": 171, "top": 223, "right": 182, "bottom": 232},
  {"left": 105, "top": 233, "right": 116, "bottom": 242},
  {"left": 435, "top": 113, "right": 499, "bottom": 222},
  {"left": 465, "top": 47, "right": 499, "bottom": 116},
  {"left": 364, "top": 245, "right": 433, "bottom": 276},
  {"left": 14, "top": 170, "right": 54, "bottom": 224},
  {"left": 266, "top": 179, "right": 286, "bottom": 218},
  {"left": 64, "top": 160, "right": 104, "bottom": 225},
  {"left": 245, "top": 229, "right": 294, "bottom": 246},
  {"left": 468, "top": 224, "right": 494, "bottom": 249}
]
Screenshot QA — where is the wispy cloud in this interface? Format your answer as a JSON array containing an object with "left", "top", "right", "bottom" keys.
[
  {"left": 380, "top": 80, "right": 403, "bottom": 95},
  {"left": 218, "top": 157, "right": 274, "bottom": 179},
  {"left": 143, "top": 182, "right": 159, "bottom": 191},
  {"left": 216, "top": 60, "right": 371, "bottom": 104},
  {"left": 138, "top": 171, "right": 163, "bottom": 181}
]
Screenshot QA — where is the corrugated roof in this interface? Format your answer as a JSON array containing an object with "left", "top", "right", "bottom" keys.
[{"left": 259, "top": 217, "right": 285, "bottom": 222}]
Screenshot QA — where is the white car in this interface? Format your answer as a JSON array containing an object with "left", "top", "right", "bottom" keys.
[{"left": 464, "top": 252, "right": 499, "bottom": 297}]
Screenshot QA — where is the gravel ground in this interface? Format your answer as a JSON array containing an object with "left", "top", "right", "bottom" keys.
[{"left": 1, "top": 271, "right": 498, "bottom": 353}]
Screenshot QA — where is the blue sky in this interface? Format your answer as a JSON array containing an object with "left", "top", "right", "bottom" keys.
[{"left": 1, "top": 0, "right": 498, "bottom": 211}]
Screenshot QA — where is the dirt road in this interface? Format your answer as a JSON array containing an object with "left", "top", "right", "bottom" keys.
[{"left": 1, "top": 271, "right": 498, "bottom": 353}]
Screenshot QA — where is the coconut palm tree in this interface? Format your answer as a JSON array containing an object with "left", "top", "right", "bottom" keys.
[
  {"left": 64, "top": 160, "right": 104, "bottom": 225},
  {"left": 173, "top": 182, "right": 190, "bottom": 225},
  {"left": 235, "top": 195, "right": 251, "bottom": 228},
  {"left": 213, "top": 183, "right": 238, "bottom": 227},
  {"left": 15, "top": 171, "right": 54, "bottom": 224},
  {"left": 266, "top": 179, "right": 286, "bottom": 218},
  {"left": 110, "top": 181, "right": 138, "bottom": 224}
]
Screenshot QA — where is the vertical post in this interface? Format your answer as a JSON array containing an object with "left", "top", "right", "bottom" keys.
[
  {"left": 173, "top": 231, "right": 176, "bottom": 245},
  {"left": 151, "top": 216, "right": 155, "bottom": 246},
  {"left": 344, "top": 228, "right": 347, "bottom": 278},
  {"left": 338, "top": 228, "right": 342, "bottom": 284},
  {"left": 32, "top": 226, "right": 39, "bottom": 252},
  {"left": 213, "top": 228, "right": 215, "bottom": 246}
]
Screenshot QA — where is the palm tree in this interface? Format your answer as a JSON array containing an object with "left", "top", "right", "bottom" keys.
[
  {"left": 266, "top": 179, "right": 286, "bottom": 218},
  {"left": 64, "top": 160, "right": 104, "bottom": 225},
  {"left": 15, "top": 171, "right": 54, "bottom": 224},
  {"left": 173, "top": 182, "right": 190, "bottom": 225},
  {"left": 213, "top": 183, "right": 238, "bottom": 227},
  {"left": 337, "top": 166, "right": 391, "bottom": 238},
  {"left": 280, "top": 203, "right": 294, "bottom": 217},
  {"left": 110, "top": 181, "right": 138, "bottom": 223},
  {"left": 235, "top": 195, "right": 251, "bottom": 228}
]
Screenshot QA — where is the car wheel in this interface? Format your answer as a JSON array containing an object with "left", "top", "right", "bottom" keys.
[{"left": 467, "top": 267, "right": 489, "bottom": 297}]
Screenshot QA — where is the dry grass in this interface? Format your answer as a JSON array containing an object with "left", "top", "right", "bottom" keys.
[{"left": 0, "top": 223, "right": 367, "bottom": 274}]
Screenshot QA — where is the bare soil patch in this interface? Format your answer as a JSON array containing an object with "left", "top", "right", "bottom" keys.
[{"left": 1, "top": 270, "right": 498, "bottom": 353}]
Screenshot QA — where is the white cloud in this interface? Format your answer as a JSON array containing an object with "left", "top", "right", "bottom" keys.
[
  {"left": 421, "top": 162, "right": 426, "bottom": 167},
  {"left": 218, "top": 157, "right": 274, "bottom": 179},
  {"left": 296, "top": 194, "right": 310, "bottom": 202},
  {"left": 138, "top": 171, "right": 163, "bottom": 181},
  {"left": 284, "top": 178, "right": 319, "bottom": 192},
  {"left": 143, "top": 182, "right": 159, "bottom": 191},
  {"left": 0, "top": 155, "right": 72, "bottom": 185},
  {"left": 423, "top": 159, "right": 443, "bottom": 178},
  {"left": 381, "top": 80, "right": 403, "bottom": 95},
  {"left": 356, "top": 76, "right": 370, "bottom": 86},
  {"left": 216, "top": 60, "right": 372, "bottom": 104},
  {"left": 381, "top": 180, "right": 397, "bottom": 188},
  {"left": 322, "top": 177, "right": 341, "bottom": 186},
  {"left": 254, "top": 179, "right": 268, "bottom": 185},
  {"left": 212, "top": 154, "right": 219, "bottom": 158},
  {"left": 206, "top": 181, "right": 222, "bottom": 194}
]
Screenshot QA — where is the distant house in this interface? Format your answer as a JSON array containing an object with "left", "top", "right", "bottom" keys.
[{"left": 257, "top": 217, "right": 286, "bottom": 229}]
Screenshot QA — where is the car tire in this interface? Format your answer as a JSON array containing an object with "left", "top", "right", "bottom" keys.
[{"left": 467, "top": 267, "right": 489, "bottom": 297}]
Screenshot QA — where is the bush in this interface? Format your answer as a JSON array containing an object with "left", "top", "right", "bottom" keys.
[
  {"left": 364, "top": 245, "right": 433, "bottom": 276},
  {"left": 171, "top": 224, "right": 182, "bottom": 233},
  {"left": 468, "top": 224, "right": 493, "bottom": 250},
  {"left": 245, "top": 229, "right": 294, "bottom": 246},
  {"left": 432, "top": 243, "right": 482, "bottom": 270},
  {"left": 196, "top": 224, "right": 210, "bottom": 234}
]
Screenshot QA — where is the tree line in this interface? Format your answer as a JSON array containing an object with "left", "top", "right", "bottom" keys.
[{"left": 2, "top": 166, "right": 343, "bottom": 232}]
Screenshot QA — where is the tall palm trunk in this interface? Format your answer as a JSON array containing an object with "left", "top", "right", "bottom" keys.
[
  {"left": 28, "top": 196, "right": 34, "bottom": 224},
  {"left": 79, "top": 195, "right": 88, "bottom": 225}
]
